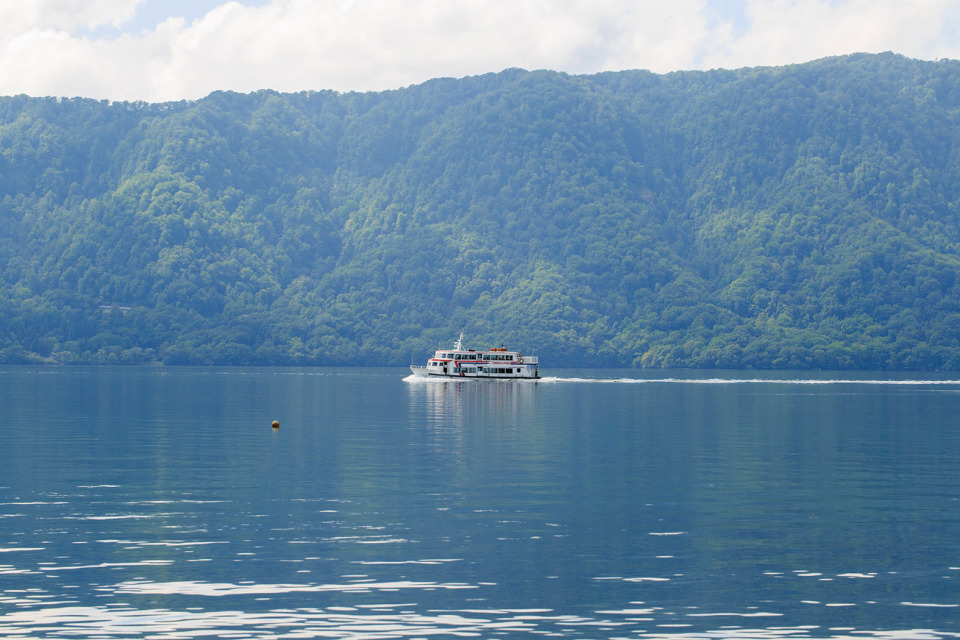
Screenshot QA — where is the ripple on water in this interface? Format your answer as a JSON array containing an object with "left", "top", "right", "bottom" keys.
[
  {"left": 113, "top": 579, "right": 478, "bottom": 596},
  {"left": 0, "top": 589, "right": 957, "bottom": 639}
]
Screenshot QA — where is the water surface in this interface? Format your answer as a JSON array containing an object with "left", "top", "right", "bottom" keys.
[{"left": 1, "top": 366, "right": 959, "bottom": 638}]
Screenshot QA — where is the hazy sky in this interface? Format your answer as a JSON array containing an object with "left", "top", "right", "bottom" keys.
[{"left": 1, "top": 0, "right": 958, "bottom": 102}]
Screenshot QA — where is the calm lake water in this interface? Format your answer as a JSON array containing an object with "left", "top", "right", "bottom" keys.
[{"left": 1, "top": 366, "right": 959, "bottom": 639}]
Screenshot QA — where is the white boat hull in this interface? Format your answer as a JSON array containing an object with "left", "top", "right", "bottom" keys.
[{"left": 410, "top": 364, "right": 539, "bottom": 379}]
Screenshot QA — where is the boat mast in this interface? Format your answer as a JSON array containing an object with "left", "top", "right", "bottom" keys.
[{"left": 454, "top": 330, "right": 465, "bottom": 351}]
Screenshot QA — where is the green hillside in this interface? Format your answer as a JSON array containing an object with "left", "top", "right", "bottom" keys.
[{"left": 2, "top": 52, "right": 960, "bottom": 369}]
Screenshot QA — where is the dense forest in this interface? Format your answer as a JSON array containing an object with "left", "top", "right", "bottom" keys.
[{"left": 2, "top": 52, "right": 960, "bottom": 369}]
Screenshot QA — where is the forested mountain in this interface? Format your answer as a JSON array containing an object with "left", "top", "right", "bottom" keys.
[{"left": 2, "top": 52, "right": 960, "bottom": 368}]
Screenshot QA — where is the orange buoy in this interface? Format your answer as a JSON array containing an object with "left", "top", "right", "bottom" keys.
[{"left": 271, "top": 420, "right": 280, "bottom": 429}]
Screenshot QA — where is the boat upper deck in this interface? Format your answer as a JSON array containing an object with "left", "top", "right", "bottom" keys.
[{"left": 430, "top": 348, "right": 538, "bottom": 365}]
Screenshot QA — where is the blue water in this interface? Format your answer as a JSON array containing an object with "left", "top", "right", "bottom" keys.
[{"left": 1, "top": 366, "right": 959, "bottom": 638}]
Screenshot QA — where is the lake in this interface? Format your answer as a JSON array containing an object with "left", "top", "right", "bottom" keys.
[{"left": 1, "top": 366, "right": 959, "bottom": 639}]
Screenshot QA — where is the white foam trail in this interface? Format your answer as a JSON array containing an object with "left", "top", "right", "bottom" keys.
[
  {"left": 538, "top": 376, "right": 960, "bottom": 386},
  {"left": 405, "top": 372, "right": 960, "bottom": 386}
]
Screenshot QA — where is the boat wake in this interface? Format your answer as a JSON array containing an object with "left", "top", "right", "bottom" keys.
[
  {"left": 538, "top": 376, "right": 960, "bottom": 386},
  {"left": 405, "top": 374, "right": 960, "bottom": 386}
]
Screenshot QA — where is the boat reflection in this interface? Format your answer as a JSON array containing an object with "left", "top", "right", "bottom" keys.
[{"left": 406, "top": 377, "right": 540, "bottom": 431}]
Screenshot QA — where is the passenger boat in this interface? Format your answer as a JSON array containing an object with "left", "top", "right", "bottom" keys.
[{"left": 410, "top": 333, "right": 540, "bottom": 379}]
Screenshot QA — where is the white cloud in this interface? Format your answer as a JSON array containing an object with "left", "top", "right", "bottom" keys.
[
  {"left": 0, "top": 0, "right": 957, "bottom": 101},
  {"left": 0, "top": 0, "right": 142, "bottom": 37},
  {"left": 705, "top": 0, "right": 960, "bottom": 70}
]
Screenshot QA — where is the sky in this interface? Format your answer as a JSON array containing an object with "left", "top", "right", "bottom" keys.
[{"left": 0, "top": 0, "right": 958, "bottom": 102}]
